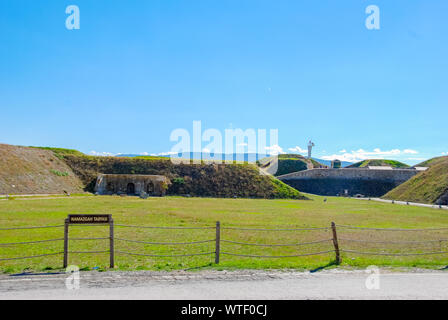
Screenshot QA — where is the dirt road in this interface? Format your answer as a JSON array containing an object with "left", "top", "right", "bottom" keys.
[{"left": 1, "top": 269, "right": 448, "bottom": 300}]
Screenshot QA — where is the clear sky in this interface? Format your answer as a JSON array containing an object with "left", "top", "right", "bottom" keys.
[{"left": 1, "top": 0, "right": 447, "bottom": 164}]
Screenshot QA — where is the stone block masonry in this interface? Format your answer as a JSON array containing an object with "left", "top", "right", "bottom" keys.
[
  {"left": 278, "top": 168, "right": 419, "bottom": 197},
  {"left": 95, "top": 174, "right": 170, "bottom": 196}
]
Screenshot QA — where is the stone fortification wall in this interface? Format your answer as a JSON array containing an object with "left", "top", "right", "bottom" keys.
[
  {"left": 278, "top": 168, "right": 418, "bottom": 197},
  {"left": 95, "top": 174, "right": 169, "bottom": 196}
]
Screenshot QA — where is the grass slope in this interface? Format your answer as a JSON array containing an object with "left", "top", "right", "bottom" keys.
[
  {"left": 0, "top": 144, "right": 84, "bottom": 195},
  {"left": 259, "top": 154, "right": 327, "bottom": 176},
  {"left": 1, "top": 195, "right": 448, "bottom": 273},
  {"left": 416, "top": 156, "right": 448, "bottom": 168},
  {"left": 347, "top": 159, "right": 410, "bottom": 168},
  {"left": 383, "top": 156, "right": 448, "bottom": 204}
]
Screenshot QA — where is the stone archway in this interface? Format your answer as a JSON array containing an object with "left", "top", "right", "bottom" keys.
[
  {"left": 106, "top": 182, "right": 114, "bottom": 193},
  {"left": 126, "top": 183, "right": 135, "bottom": 195},
  {"left": 147, "top": 181, "right": 155, "bottom": 195}
]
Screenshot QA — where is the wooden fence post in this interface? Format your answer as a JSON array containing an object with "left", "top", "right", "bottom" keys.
[
  {"left": 109, "top": 215, "right": 114, "bottom": 268},
  {"left": 331, "top": 222, "right": 341, "bottom": 264},
  {"left": 63, "top": 218, "right": 69, "bottom": 268},
  {"left": 215, "top": 221, "right": 221, "bottom": 264}
]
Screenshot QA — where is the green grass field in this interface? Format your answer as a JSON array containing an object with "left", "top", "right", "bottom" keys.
[{"left": 1, "top": 194, "right": 448, "bottom": 273}]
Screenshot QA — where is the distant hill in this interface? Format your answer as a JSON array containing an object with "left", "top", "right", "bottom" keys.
[
  {"left": 119, "top": 152, "right": 271, "bottom": 162},
  {"left": 383, "top": 156, "right": 448, "bottom": 205},
  {"left": 312, "top": 158, "right": 353, "bottom": 168},
  {"left": 120, "top": 152, "right": 353, "bottom": 176},
  {"left": 258, "top": 154, "right": 327, "bottom": 176},
  {"left": 347, "top": 159, "right": 410, "bottom": 168},
  {"left": 0, "top": 144, "right": 84, "bottom": 194},
  {"left": 117, "top": 152, "right": 353, "bottom": 167}
]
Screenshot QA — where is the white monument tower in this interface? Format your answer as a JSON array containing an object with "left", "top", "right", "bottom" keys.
[{"left": 307, "top": 140, "right": 315, "bottom": 159}]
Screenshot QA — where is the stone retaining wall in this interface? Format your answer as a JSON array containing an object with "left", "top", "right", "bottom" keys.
[
  {"left": 95, "top": 174, "right": 169, "bottom": 196},
  {"left": 278, "top": 168, "right": 418, "bottom": 197}
]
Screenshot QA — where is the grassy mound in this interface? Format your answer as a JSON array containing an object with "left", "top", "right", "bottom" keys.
[
  {"left": 0, "top": 143, "right": 307, "bottom": 199},
  {"left": 32, "top": 147, "right": 85, "bottom": 158},
  {"left": 347, "top": 159, "right": 410, "bottom": 168},
  {"left": 415, "top": 156, "right": 448, "bottom": 168},
  {"left": 55, "top": 152, "right": 308, "bottom": 199},
  {"left": 258, "top": 154, "right": 326, "bottom": 176},
  {"left": 0, "top": 144, "right": 84, "bottom": 194},
  {"left": 383, "top": 156, "right": 448, "bottom": 204}
]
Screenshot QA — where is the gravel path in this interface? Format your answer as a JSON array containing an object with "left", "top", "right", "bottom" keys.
[
  {"left": 1, "top": 269, "right": 448, "bottom": 300},
  {"left": 355, "top": 197, "right": 448, "bottom": 210}
]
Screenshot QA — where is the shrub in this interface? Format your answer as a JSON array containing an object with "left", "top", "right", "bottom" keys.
[
  {"left": 50, "top": 169, "right": 69, "bottom": 177},
  {"left": 173, "top": 177, "right": 185, "bottom": 184}
]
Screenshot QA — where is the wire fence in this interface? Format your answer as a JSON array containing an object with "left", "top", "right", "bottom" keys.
[
  {"left": 336, "top": 224, "right": 448, "bottom": 258},
  {"left": 114, "top": 223, "right": 217, "bottom": 263},
  {"left": 0, "top": 225, "right": 65, "bottom": 261},
  {"left": 2, "top": 219, "right": 448, "bottom": 267},
  {"left": 220, "top": 251, "right": 335, "bottom": 259},
  {"left": 337, "top": 225, "right": 448, "bottom": 231},
  {"left": 220, "top": 238, "right": 332, "bottom": 247},
  {"left": 0, "top": 225, "right": 64, "bottom": 230},
  {"left": 221, "top": 226, "right": 330, "bottom": 231},
  {"left": 115, "top": 224, "right": 215, "bottom": 230}
]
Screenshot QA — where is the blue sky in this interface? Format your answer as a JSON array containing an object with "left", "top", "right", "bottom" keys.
[{"left": 0, "top": 0, "right": 447, "bottom": 164}]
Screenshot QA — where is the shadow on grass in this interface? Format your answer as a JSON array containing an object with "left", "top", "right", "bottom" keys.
[
  {"left": 10, "top": 271, "right": 64, "bottom": 277},
  {"left": 309, "top": 260, "right": 338, "bottom": 273},
  {"left": 9, "top": 266, "right": 91, "bottom": 276},
  {"left": 183, "top": 262, "right": 214, "bottom": 271},
  {"left": 182, "top": 261, "right": 340, "bottom": 273}
]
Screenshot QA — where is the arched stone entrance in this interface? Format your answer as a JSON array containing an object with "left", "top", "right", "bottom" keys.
[
  {"left": 147, "top": 181, "right": 155, "bottom": 194},
  {"left": 126, "top": 183, "right": 135, "bottom": 195},
  {"left": 95, "top": 174, "right": 170, "bottom": 196},
  {"left": 106, "top": 182, "right": 114, "bottom": 193}
]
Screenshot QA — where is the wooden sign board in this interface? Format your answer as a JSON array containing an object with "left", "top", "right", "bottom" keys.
[{"left": 68, "top": 214, "right": 111, "bottom": 224}]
